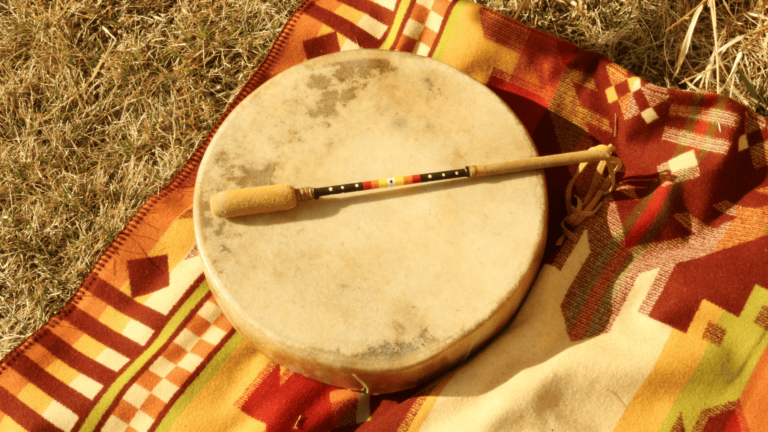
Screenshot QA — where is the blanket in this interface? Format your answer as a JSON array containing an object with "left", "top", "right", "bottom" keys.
[{"left": 2, "top": 0, "right": 768, "bottom": 430}]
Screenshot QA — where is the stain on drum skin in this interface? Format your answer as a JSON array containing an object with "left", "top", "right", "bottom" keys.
[{"left": 306, "top": 58, "right": 396, "bottom": 118}]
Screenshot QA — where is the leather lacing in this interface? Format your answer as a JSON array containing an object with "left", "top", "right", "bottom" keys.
[{"left": 557, "top": 144, "right": 623, "bottom": 245}]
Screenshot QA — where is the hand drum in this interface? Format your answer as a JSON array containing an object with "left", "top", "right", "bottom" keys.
[{"left": 193, "top": 50, "right": 547, "bottom": 394}]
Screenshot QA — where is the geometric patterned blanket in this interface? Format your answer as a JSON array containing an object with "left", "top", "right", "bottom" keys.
[{"left": 2, "top": 0, "right": 768, "bottom": 430}]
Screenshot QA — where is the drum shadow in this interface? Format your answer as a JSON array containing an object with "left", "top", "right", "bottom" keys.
[
  {"left": 419, "top": 249, "right": 642, "bottom": 401},
  {"left": 228, "top": 171, "right": 536, "bottom": 228},
  {"left": 406, "top": 288, "right": 585, "bottom": 400}
]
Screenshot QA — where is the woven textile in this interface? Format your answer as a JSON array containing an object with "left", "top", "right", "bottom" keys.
[{"left": 2, "top": 0, "right": 768, "bottom": 430}]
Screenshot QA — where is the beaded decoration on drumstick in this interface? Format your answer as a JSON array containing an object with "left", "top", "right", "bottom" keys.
[{"left": 210, "top": 145, "right": 620, "bottom": 218}]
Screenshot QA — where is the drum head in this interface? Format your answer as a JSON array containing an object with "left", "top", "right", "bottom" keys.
[{"left": 193, "top": 50, "right": 547, "bottom": 394}]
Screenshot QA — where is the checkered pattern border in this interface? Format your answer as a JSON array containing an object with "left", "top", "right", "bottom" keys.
[
  {"left": 395, "top": 0, "right": 452, "bottom": 55},
  {"left": 101, "top": 298, "right": 232, "bottom": 432}
]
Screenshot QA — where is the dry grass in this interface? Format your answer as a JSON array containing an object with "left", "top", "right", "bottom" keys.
[
  {"left": 477, "top": 0, "right": 768, "bottom": 112},
  {"left": 1, "top": 0, "right": 767, "bottom": 358},
  {"left": 0, "top": 0, "right": 302, "bottom": 356}
]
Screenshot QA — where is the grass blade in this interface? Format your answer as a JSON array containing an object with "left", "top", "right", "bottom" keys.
[
  {"left": 737, "top": 67, "right": 766, "bottom": 105},
  {"left": 674, "top": 2, "right": 705, "bottom": 77}
]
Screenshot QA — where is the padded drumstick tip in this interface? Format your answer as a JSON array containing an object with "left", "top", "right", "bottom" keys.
[{"left": 210, "top": 184, "right": 299, "bottom": 218}]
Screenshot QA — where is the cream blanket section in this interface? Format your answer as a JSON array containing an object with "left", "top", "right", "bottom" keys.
[{"left": 421, "top": 229, "right": 673, "bottom": 431}]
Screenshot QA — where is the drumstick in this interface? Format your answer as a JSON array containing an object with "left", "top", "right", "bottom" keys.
[{"left": 210, "top": 144, "right": 615, "bottom": 218}]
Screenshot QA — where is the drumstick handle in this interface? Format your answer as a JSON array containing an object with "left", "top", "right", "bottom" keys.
[
  {"left": 210, "top": 145, "right": 615, "bottom": 218},
  {"left": 468, "top": 145, "right": 613, "bottom": 178}
]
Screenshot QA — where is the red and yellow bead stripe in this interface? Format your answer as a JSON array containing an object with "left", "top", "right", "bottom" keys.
[{"left": 362, "top": 175, "right": 422, "bottom": 190}]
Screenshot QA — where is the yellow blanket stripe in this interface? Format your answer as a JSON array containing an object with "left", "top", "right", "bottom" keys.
[
  {"left": 379, "top": 0, "right": 413, "bottom": 50},
  {"left": 431, "top": 0, "right": 469, "bottom": 61}
]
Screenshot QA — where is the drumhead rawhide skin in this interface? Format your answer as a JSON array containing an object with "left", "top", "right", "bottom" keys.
[{"left": 193, "top": 50, "right": 547, "bottom": 394}]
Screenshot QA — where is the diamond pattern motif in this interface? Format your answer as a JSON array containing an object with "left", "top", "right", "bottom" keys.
[
  {"left": 604, "top": 63, "right": 669, "bottom": 124},
  {"left": 127, "top": 256, "right": 170, "bottom": 298}
]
